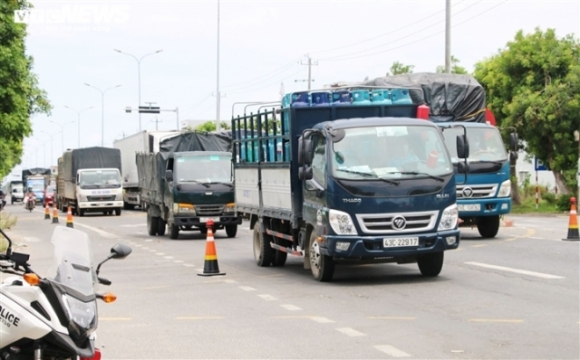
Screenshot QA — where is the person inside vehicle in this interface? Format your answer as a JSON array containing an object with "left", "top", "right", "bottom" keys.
[{"left": 386, "top": 136, "right": 420, "bottom": 170}]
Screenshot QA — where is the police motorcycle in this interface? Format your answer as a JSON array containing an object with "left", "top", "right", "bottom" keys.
[{"left": 0, "top": 226, "right": 132, "bottom": 360}]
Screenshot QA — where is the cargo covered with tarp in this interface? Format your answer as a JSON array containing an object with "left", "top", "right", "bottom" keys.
[
  {"left": 137, "top": 131, "right": 232, "bottom": 204},
  {"left": 360, "top": 72, "right": 486, "bottom": 123},
  {"left": 59, "top": 147, "right": 122, "bottom": 182},
  {"left": 22, "top": 168, "right": 51, "bottom": 182}
]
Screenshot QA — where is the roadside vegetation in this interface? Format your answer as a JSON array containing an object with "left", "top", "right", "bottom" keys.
[
  {"left": 511, "top": 177, "right": 574, "bottom": 214},
  {"left": 0, "top": 211, "right": 18, "bottom": 251}
]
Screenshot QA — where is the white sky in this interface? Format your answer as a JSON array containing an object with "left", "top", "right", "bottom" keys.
[{"left": 14, "top": 0, "right": 580, "bottom": 171}]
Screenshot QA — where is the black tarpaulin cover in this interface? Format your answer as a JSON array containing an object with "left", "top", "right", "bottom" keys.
[
  {"left": 361, "top": 72, "right": 486, "bottom": 123},
  {"left": 22, "top": 168, "right": 51, "bottom": 181},
  {"left": 60, "top": 147, "right": 122, "bottom": 181},
  {"left": 137, "top": 131, "right": 232, "bottom": 202}
]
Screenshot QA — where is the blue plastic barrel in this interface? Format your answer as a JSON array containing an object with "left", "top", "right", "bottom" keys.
[
  {"left": 311, "top": 92, "right": 331, "bottom": 106},
  {"left": 370, "top": 89, "right": 393, "bottom": 104},
  {"left": 391, "top": 89, "right": 413, "bottom": 104},
  {"left": 291, "top": 92, "right": 310, "bottom": 107},
  {"left": 351, "top": 90, "right": 371, "bottom": 105},
  {"left": 282, "top": 94, "right": 291, "bottom": 108},
  {"left": 332, "top": 91, "right": 351, "bottom": 105}
]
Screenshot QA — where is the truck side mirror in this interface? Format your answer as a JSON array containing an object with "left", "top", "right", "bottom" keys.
[
  {"left": 509, "top": 133, "right": 518, "bottom": 152},
  {"left": 298, "top": 137, "right": 313, "bottom": 165},
  {"left": 165, "top": 170, "right": 173, "bottom": 182},
  {"left": 298, "top": 165, "right": 313, "bottom": 181},
  {"left": 456, "top": 135, "right": 469, "bottom": 159}
]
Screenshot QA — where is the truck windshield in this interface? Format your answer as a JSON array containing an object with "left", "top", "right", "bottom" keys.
[
  {"left": 175, "top": 154, "right": 231, "bottom": 183},
  {"left": 79, "top": 170, "right": 121, "bottom": 189},
  {"left": 331, "top": 125, "right": 453, "bottom": 180},
  {"left": 27, "top": 180, "right": 44, "bottom": 191},
  {"left": 442, "top": 127, "right": 507, "bottom": 163}
]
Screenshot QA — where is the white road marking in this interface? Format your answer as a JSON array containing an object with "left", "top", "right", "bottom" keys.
[
  {"left": 224, "top": 279, "right": 237, "bottom": 283},
  {"left": 141, "top": 247, "right": 149, "bottom": 250},
  {"left": 465, "top": 262, "right": 564, "bottom": 279},
  {"left": 239, "top": 286, "right": 256, "bottom": 292},
  {"left": 164, "top": 256, "right": 174, "bottom": 259},
  {"left": 73, "top": 222, "right": 117, "bottom": 239},
  {"left": 258, "top": 294, "right": 277, "bottom": 301},
  {"left": 530, "top": 236, "right": 546, "bottom": 240},
  {"left": 469, "top": 318, "right": 524, "bottom": 323},
  {"left": 145, "top": 239, "right": 153, "bottom": 242},
  {"left": 23, "top": 237, "right": 40, "bottom": 242},
  {"left": 374, "top": 345, "right": 411, "bottom": 357},
  {"left": 134, "top": 244, "right": 143, "bottom": 247},
  {"left": 311, "top": 316, "right": 334, "bottom": 324},
  {"left": 336, "top": 327, "right": 365, "bottom": 337},
  {"left": 174, "top": 260, "right": 184, "bottom": 263},
  {"left": 156, "top": 252, "right": 165, "bottom": 256},
  {"left": 121, "top": 224, "right": 146, "bottom": 227},
  {"left": 281, "top": 304, "right": 302, "bottom": 311},
  {"left": 183, "top": 264, "right": 195, "bottom": 267}
]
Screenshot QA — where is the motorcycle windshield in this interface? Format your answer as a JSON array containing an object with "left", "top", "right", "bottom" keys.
[{"left": 46, "top": 227, "right": 99, "bottom": 296}]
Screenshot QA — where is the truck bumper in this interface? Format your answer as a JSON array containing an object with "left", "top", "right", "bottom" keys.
[
  {"left": 320, "top": 229, "right": 460, "bottom": 260},
  {"left": 79, "top": 201, "right": 123, "bottom": 209},
  {"left": 174, "top": 215, "right": 243, "bottom": 228},
  {"left": 458, "top": 197, "right": 511, "bottom": 217}
]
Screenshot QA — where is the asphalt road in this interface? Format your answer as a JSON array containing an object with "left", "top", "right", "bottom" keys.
[{"left": 2, "top": 202, "right": 579, "bottom": 359}]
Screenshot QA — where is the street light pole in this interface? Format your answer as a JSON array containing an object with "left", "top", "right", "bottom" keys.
[
  {"left": 84, "top": 84, "right": 122, "bottom": 146},
  {"left": 49, "top": 120, "right": 76, "bottom": 154},
  {"left": 64, "top": 106, "right": 93, "bottom": 149},
  {"left": 114, "top": 49, "right": 163, "bottom": 132},
  {"left": 40, "top": 130, "right": 60, "bottom": 166}
]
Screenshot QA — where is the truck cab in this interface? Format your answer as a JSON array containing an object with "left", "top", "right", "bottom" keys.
[
  {"left": 438, "top": 122, "right": 518, "bottom": 237},
  {"left": 75, "top": 168, "right": 124, "bottom": 216}
]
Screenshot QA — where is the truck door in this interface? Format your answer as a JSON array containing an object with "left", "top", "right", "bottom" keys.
[{"left": 303, "top": 134, "right": 327, "bottom": 226}]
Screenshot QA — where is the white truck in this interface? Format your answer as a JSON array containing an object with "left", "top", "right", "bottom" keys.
[
  {"left": 56, "top": 147, "right": 123, "bottom": 216},
  {"left": 113, "top": 130, "right": 181, "bottom": 210}
]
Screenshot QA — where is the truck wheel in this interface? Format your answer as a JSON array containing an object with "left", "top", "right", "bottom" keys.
[
  {"left": 477, "top": 215, "right": 500, "bottom": 238},
  {"left": 157, "top": 219, "right": 167, "bottom": 236},
  {"left": 418, "top": 252, "right": 444, "bottom": 277},
  {"left": 225, "top": 225, "right": 238, "bottom": 238},
  {"left": 147, "top": 213, "right": 159, "bottom": 236},
  {"left": 253, "top": 224, "right": 273, "bottom": 267},
  {"left": 169, "top": 223, "right": 180, "bottom": 239},
  {"left": 115, "top": 208, "right": 122, "bottom": 216},
  {"left": 309, "top": 232, "right": 334, "bottom": 282},
  {"left": 78, "top": 209, "right": 85, "bottom": 217},
  {"left": 272, "top": 248, "right": 287, "bottom": 267}
]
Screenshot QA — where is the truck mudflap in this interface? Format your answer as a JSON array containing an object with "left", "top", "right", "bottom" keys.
[
  {"left": 457, "top": 197, "right": 511, "bottom": 216},
  {"left": 174, "top": 216, "right": 242, "bottom": 228},
  {"left": 319, "top": 230, "right": 460, "bottom": 259}
]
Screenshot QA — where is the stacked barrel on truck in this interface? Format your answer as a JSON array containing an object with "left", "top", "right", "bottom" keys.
[
  {"left": 232, "top": 85, "right": 469, "bottom": 282},
  {"left": 137, "top": 131, "right": 242, "bottom": 239}
]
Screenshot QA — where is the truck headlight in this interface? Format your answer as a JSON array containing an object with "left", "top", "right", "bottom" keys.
[
  {"left": 438, "top": 204, "right": 458, "bottom": 231},
  {"left": 173, "top": 203, "right": 196, "bottom": 215},
  {"left": 78, "top": 195, "right": 87, "bottom": 202},
  {"left": 224, "top": 203, "right": 236, "bottom": 214},
  {"left": 329, "top": 209, "right": 357, "bottom": 235},
  {"left": 497, "top": 180, "right": 511, "bottom": 197}
]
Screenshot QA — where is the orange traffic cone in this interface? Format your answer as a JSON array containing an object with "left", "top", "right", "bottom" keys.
[
  {"left": 563, "top": 197, "right": 579, "bottom": 241},
  {"left": 44, "top": 203, "right": 50, "bottom": 220},
  {"left": 197, "top": 220, "right": 225, "bottom": 277},
  {"left": 66, "top": 206, "right": 74, "bottom": 228},
  {"left": 51, "top": 203, "right": 59, "bottom": 224}
]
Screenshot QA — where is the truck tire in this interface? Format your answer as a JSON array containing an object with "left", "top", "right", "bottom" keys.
[
  {"left": 157, "top": 219, "right": 167, "bottom": 236},
  {"left": 477, "top": 215, "right": 500, "bottom": 238},
  {"left": 309, "top": 231, "right": 334, "bottom": 282},
  {"left": 253, "top": 224, "right": 273, "bottom": 267},
  {"left": 169, "top": 223, "right": 180, "bottom": 239},
  {"left": 123, "top": 203, "right": 135, "bottom": 210},
  {"left": 78, "top": 208, "right": 85, "bottom": 217},
  {"left": 418, "top": 252, "right": 444, "bottom": 277},
  {"left": 147, "top": 213, "right": 159, "bottom": 236},
  {"left": 115, "top": 208, "right": 122, "bottom": 216},
  {"left": 272, "top": 247, "right": 287, "bottom": 267},
  {"left": 225, "top": 225, "right": 237, "bottom": 238}
]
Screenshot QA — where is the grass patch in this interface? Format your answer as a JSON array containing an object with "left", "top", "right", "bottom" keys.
[
  {"left": 511, "top": 197, "right": 563, "bottom": 214},
  {"left": 0, "top": 212, "right": 18, "bottom": 252}
]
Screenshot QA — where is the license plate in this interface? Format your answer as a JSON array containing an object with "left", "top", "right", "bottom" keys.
[
  {"left": 199, "top": 217, "right": 219, "bottom": 223},
  {"left": 458, "top": 204, "right": 481, "bottom": 211},
  {"left": 383, "top": 237, "right": 419, "bottom": 248}
]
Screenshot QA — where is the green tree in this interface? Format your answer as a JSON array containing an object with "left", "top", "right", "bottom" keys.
[
  {"left": 194, "top": 121, "right": 231, "bottom": 132},
  {"left": 474, "top": 28, "right": 580, "bottom": 201},
  {"left": 0, "top": 0, "right": 51, "bottom": 178},
  {"left": 386, "top": 61, "right": 414, "bottom": 76},
  {"left": 436, "top": 55, "right": 468, "bottom": 74}
]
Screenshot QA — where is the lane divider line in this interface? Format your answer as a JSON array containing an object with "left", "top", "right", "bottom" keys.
[
  {"left": 469, "top": 318, "right": 524, "bottom": 323},
  {"left": 281, "top": 304, "right": 302, "bottom": 311},
  {"left": 465, "top": 262, "right": 564, "bottom": 279},
  {"left": 336, "top": 327, "right": 366, "bottom": 337},
  {"left": 239, "top": 286, "right": 256, "bottom": 291},
  {"left": 374, "top": 345, "right": 411, "bottom": 358},
  {"left": 176, "top": 316, "right": 224, "bottom": 320},
  {"left": 368, "top": 316, "right": 416, "bottom": 320},
  {"left": 258, "top": 294, "right": 277, "bottom": 301}
]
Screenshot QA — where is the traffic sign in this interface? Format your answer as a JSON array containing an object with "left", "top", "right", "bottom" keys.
[
  {"left": 534, "top": 157, "right": 548, "bottom": 171},
  {"left": 139, "top": 106, "right": 160, "bottom": 114}
]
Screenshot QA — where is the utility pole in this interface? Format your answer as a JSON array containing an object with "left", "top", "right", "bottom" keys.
[
  {"left": 445, "top": 0, "right": 451, "bottom": 73},
  {"left": 296, "top": 54, "right": 318, "bottom": 90},
  {"left": 216, "top": 0, "right": 221, "bottom": 131},
  {"left": 151, "top": 117, "right": 164, "bottom": 131}
]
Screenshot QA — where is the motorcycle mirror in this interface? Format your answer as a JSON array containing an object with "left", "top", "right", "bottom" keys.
[
  {"left": 98, "top": 276, "right": 112, "bottom": 286},
  {"left": 110, "top": 243, "right": 132, "bottom": 259}
]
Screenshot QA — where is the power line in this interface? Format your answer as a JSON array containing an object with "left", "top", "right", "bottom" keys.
[
  {"left": 227, "top": 67, "right": 304, "bottom": 95},
  {"left": 220, "top": 58, "right": 302, "bottom": 89},
  {"left": 309, "top": 0, "right": 467, "bottom": 56},
  {"left": 318, "top": 0, "right": 483, "bottom": 62},
  {"left": 321, "top": 0, "right": 507, "bottom": 63}
]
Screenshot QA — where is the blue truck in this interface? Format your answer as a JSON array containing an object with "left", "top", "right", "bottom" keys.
[
  {"left": 21, "top": 168, "right": 52, "bottom": 204},
  {"left": 363, "top": 73, "right": 518, "bottom": 238},
  {"left": 232, "top": 87, "right": 468, "bottom": 282}
]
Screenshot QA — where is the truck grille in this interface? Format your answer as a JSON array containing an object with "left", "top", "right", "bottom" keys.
[
  {"left": 456, "top": 184, "right": 497, "bottom": 199},
  {"left": 196, "top": 204, "right": 224, "bottom": 216},
  {"left": 87, "top": 195, "right": 116, "bottom": 201},
  {"left": 356, "top": 210, "right": 439, "bottom": 234}
]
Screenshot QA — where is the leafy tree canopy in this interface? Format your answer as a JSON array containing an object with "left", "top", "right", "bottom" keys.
[
  {"left": 193, "top": 121, "right": 231, "bottom": 132},
  {"left": 386, "top": 61, "right": 414, "bottom": 76},
  {"left": 474, "top": 28, "right": 580, "bottom": 194},
  {"left": 0, "top": 0, "right": 51, "bottom": 178},
  {"left": 436, "top": 55, "right": 468, "bottom": 74}
]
